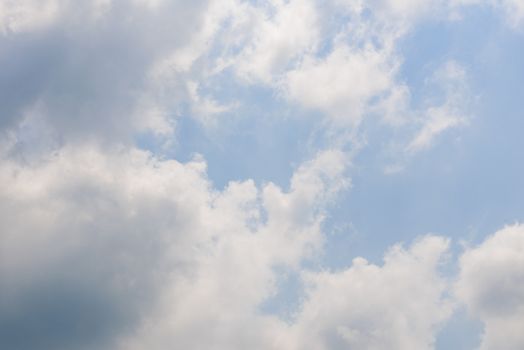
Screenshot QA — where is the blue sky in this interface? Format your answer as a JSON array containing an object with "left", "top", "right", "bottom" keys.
[{"left": 1, "top": 1, "right": 524, "bottom": 350}]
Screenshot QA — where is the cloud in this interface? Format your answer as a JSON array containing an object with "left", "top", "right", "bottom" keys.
[
  {"left": 233, "top": 0, "right": 320, "bottom": 84},
  {"left": 186, "top": 80, "right": 236, "bottom": 127},
  {"left": 289, "top": 235, "right": 453, "bottom": 350},
  {"left": 0, "top": 0, "right": 210, "bottom": 143},
  {"left": 499, "top": 0, "right": 524, "bottom": 27},
  {"left": 284, "top": 45, "right": 395, "bottom": 125},
  {"left": 1, "top": 2, "right": 523, "bottom": 349},
  {"left": 0, "top": 145, "right": 213, "bottom": 350},
  {"left": 5, "top": 141, "right": 524, "bottom": 350},
  {"left": 0, "top": 145, "right": 348, "bottom": 350},
  {"left": 0, "top": 0, "right": 478, "bottom": 153},
  {"left": 455, "top": 224, "right": 524, "bottom": 350},
  {"left": 406, "top": 61, "right": 471, "bottom": 153},
  {"left": 224, "top": 0, "right": 406, "bottom": 127},
  {"left": 197, "top": 0, "right": 474, "bottom": 146},
  {"left": 0, "top": 139, "right": 455, "bottom": 350}
]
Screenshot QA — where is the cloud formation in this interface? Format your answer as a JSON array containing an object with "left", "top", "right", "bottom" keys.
[
  {"left": 1, "top": 1, "right": 523, "bottom": 349},
  {"left": 0, "top": 0, "right": 210, "bottom": 143},
  {"left": 456, "top": 224, "right": 524, "bottom": 350},
  {"left": 288, "top": 236, "right": 453, "bottom": 350},
  {"left": 0, "top": 145, "right": 348, "bottom": 349}
]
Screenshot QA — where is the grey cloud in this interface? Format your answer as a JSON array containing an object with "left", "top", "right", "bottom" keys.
[
  {"left": 0, "top": 0, "right": 209, "bottom": 144},
  {"left": 0, "top": 147, "right": 208, "bottom": 349},
  {"left": 0, "top": 275, "right": 132, "bottom": 350},
  {"left": 0, "top": 30, "right": 64, "bottom": 130}
]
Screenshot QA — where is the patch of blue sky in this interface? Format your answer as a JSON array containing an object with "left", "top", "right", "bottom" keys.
[
  {"left": 258, "top": 268, "right": 305, "bottom": 323},
  {"left": 322, "top": 4, "right": 524, "bottom": 264},
  {"left": 138, "top": 70, "right": 332, "bottom": 190},
  {"left": 436, "top": 307, "right": 483, "bottom": 350}
]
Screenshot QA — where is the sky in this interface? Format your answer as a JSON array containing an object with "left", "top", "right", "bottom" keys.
[{"left": 1, "top": 1, "right": 524, "bottom": 349}]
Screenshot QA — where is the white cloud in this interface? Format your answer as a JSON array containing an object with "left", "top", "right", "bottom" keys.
[
  {"left": 186, "top": 81, "right": 236, "bottom": 127},
  {"left": 407, "top": 107, "right": 465, "bottom": 152},
  {"left": 198, "top": 0, "right": 472, "bottom": 141},
  {"left": 116, "top": 149, "right": 349, "bottom": 349},
  {"left": 379, "top": 60, "right": 471, "bottom": 172},
  {"left": 499, "top": 0, "right": 524, "bottom": 27},
  {"left": 289, "top": 235, "right": 453, "bottom": 350},
  {"left": 406, "top": 61, "right": 471, "bottom": 154},
  {"left": 456, "top": 224, "right": 524, "bottom": 350},
  {"left": 284, "top": 45, "right": 395, "bottom": 125},
  {"left": 0, "top": 141, "right": 456, "bottom": 350},
  {"left": 0, "top": 145, "right": 348, "bottom": 350},
  {"left": 233, "top": 0, "right": 320, "bottom": 84},
  {"left": 1, "top": 2, "right": 523, "bottom": 348},
  {"left": 6, "top": 143, "right": 524, "bottom": 350}
]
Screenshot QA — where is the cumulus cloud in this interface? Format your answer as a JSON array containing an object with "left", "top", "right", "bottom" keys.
[
  {"left": 1, "top": 1, "right": 523, "bottom": 349},
  {"left": 456, "top": 224, "right": 524, "bottom": 350},
  {"left": 225, "top": 0, "right": 405, "bottom": 126},
  {"left": 0, "top": 146, "right": 213, "bottom": 349},
  {"left": 189, "top": 0, "right": 475, "bottom": 149},
  {"left": 284, "top": 45, "right": 395, "bottom": 124},
  {"left": 0, "top": 140, "right": 455, "bottom": 350},
  {"left": 121, "top": 232, "right": 454, "bottom": 350},
  {"left": 0, "top": 145, "right": 348, "bottom": 350},
  {"left": 4, "top": 146, "right": 522, "bottom": 350},
  {"left": 233, "top": 0, "right": 320, "bottom": 83},
  {"left": 289, "top": 235, "right": 453, "bottom": 350}
]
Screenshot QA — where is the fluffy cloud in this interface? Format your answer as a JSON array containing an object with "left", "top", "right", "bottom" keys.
[
  {"left": 200, "top": 0, "right": 474, "bottom": 147},
  {"left": 284, "top": 45, "right": 395, "bottom": 124},
  {"left": 456, "top": 224, "right": 524, "bottom": 350},
  {"left": 0, "top": 142, "right": 455, "bottom": 350},
  {"left": 0, "top": 146, "right": 213, "bottom": 349},
  {"left": 0, "top": 145, "right": 348, "bottom": 350},
  {"left": 233, "top": 0, "right": 320, "bottom": 83},
  {"left": 289, "top": 236, "right": 453, "bottom": 350},
  {"left": 120, "top": 232, "right": 455, "bottom": 350},
  {"left": 226, "top": 0, "right": 405, "bottom": 126},
  {"left": 4, "top": 143, "right": 522, "bottom": 350},
  {"left": 1, "top": 1, "right": 523, "bottom": 349}
]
